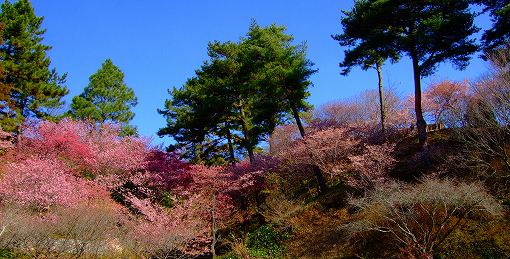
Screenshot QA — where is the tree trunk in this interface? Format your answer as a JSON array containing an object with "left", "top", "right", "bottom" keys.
[
  {"left": 292, "top": 105, "right": 306, "bottom": 138},
  {"left": 239, "top": 100, "right": 254, "bottom": 163},
  {"left": 291, "top": 103, "right": 327, "bottom": 192},
  {"left": 411, "top": 50, "right": 427, "bottom": 146},
  {"left": 225, "top": 125, "right": 235, "bottom": 165},
  {"left": 15, "top": 122, "right": 22, "bottom": 145},
  {"left": 376, "top": 60, "right": 386, "bottom": 138},
  {"left": 247, "top": 147, "right": 254, "bottom": 164},
  {"left": 211, "top": 193, "right": 217, "bottom": 258},
  {"left": 15, "top": 100, "right": 27, "bottom": 145},
  {"left": 312, "top": 165, "right": 327, "bottom": 193}
]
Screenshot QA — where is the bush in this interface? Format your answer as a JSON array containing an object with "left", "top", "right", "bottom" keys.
[
  {"left": 247, "top": 225, "right": 288, "bottom": 258},
  {"left": 345, "top": 177, "right": 502, "bottom": 258}
]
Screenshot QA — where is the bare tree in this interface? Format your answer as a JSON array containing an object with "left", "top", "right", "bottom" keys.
[
  {"left": 456, "top": 46, "right": 510, "bottom": 189},
  {"left": 344, "top": 178, "right": 502, "bottom": 258}
]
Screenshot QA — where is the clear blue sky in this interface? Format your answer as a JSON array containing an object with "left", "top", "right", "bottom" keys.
[{"left": 31, "top": 0, "right": 492, "bottom": 146}]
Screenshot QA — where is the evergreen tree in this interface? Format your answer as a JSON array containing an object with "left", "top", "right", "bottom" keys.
[
  {"left": 0, "top": 0, "right": 68, "bottom": 140},
  {"left": 339, "top": 0, "right": 479, "bottom": 145},
  {"left": 69, "top": 59, "right": 138, "bottom": 134},
  {"left": 159, "top": 22, "right": 316, "bottom": 164},
  {"left": 333, "top": 2, "right": 400, "bottom": 136},
  {"left": 244, "top": 22, "right": 316, "bottom": 138},
  {"left": 159, "top": 41, "right": 247, "bottom": 165},
  {"left": 475, "top": 0, "right": 510, "bottom": 52},
  {"left": 0, "top": 24, "right": 12, "bottom": 127}
]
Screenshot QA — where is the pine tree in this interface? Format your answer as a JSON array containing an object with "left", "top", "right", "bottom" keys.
[
  {"left": 0, "top": 24, "right": 12, "bottom": 128},
  {"left": 69, "top": 59, "right": 137, "bottom": 134},
  {"left": 333, "top": 2, "right": 400, "bottom": 136},
  {"left": 159, "top": 22, "right": 316, "bottom": 164},
  {"left": 0, "top": 0, "right": 68, "bottom": 140},
  {"left": 338, "top": 0, "right": 479, "bottom": 145},
  {"left": 474, "top": 0, "right": 510, "bottom": 52}
]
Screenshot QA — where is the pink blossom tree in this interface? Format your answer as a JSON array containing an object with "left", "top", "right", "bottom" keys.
[
  {"left": 422, "top": 80, "right": 468, "bottom": 128},
  {"left": 0, "top": 157, "right": 97, "bottom": 210},
  {"left": 278, "top": 127, "right": 395, "bottom": 190}
]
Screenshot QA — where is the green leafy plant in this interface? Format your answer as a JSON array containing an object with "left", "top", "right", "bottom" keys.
[{"left": 247, "top": 225, "right": 288, "bottom": 258}]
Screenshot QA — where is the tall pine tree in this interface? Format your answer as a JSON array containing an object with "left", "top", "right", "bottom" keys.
[
  {"left": 69, "top": 59, "right": 138, "bottom": 134},
  {"left": 333, "top": 1, "right": 400, "bottom": 136},
  {"left": 159, "top": 22, "right": 316, "bottom": 164},
  {"left": 0, "top": 0, "right": 68, "bottom": 141},
  {"left": 0, "top": 24, "right": 12, "bottom": 125},
  {"left": 338, "top": 0, "right": 478, "bottom": 145}
]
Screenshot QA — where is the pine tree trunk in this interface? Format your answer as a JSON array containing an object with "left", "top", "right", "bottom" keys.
[
  {"left": 225, "top": 125, "right": 235, "bottom": 165},
  {"left": 411, "top": 50, "right": 427, "bottom": 146},
  {"left": 239, "top": 100, "right": 254, "bottom": 163},
  {"left": 247, "top": 148, "right": 254, "bottom": 164},
  {"left": 376, "top": 61, "right": 386, "bottom": 138},
  {"left": 292, "top": 105, "right": 306, "bottom": 138},
  {"left": 291, "top": 103, "right": 327, "bottom": 192},
  {"left": 15, "top": 122, "right": 22, "bottom": 145}
]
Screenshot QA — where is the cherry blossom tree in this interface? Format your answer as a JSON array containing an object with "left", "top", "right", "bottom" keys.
[
  {"left": 0, "top": 157, "right": 98, "bottom": 210},
  {"left": 278, "top": 126, "right": 395, "bottom": 189},
  {"left": 422, "top": 80, "right": 469, "bottom": 128}
]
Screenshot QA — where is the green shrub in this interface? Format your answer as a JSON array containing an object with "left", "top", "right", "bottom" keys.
[
  {"left": 158, "top": 191, "right": 174, "bottom": 208},
  {"left": 247, "top": 225, "right": 288, "bottom": 258},
  {"left": 0, "top": 249, "right": 14, "bottom": 258}
]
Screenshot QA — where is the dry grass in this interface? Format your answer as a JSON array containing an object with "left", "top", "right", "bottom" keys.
[{"left": 284, "top": 206, "right": 351, "bottom": 258}]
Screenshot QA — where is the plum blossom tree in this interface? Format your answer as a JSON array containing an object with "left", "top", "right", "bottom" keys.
[
  {"left": 422, "top": 80, "right": 469, "bottom": 128},
  {"left": 0, "top": 157, "right": 97, "bottom": 210},
  {"left": 278, "top": 126, "right": 395, "bottom": 190},
  {"left": 311, "top": 89, "right": 411, "bottom": 131},
  {"left": 348, "top": 143, "right": 396, "bottom": 189},
  {"left": 0, "top": 118, "right": 267, "bottom": 257},
  {"left": 15, "top": 119, "right": 150, "bottom": 176}
]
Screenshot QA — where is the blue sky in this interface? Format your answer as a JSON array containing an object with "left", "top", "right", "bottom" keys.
[{"left": 31, "top": 0, "right": 492, "bottom": 145}]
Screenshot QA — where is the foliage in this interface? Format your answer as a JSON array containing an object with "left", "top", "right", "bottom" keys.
[
  {"left": 0, "top": 157, "right": 97, "bottom": 210},
  {"left": 339, "top": 0, "right": 479, "bottom": 145},
  {"left": 0, "top": 24, "right": 13, "bottom": 128},
  {"left": 15, "top": 119, "right": 149, "bottom": 176},
  {"left": 0, "top": 119, "right": 266, "bottom": 256},
  {"left": 475, "top": 0, "right": 510, "bottom": 51},
  {"left": 68, "top": 59, "right": 138, "bottom": 134},
  {"left": 0, "top": 0, "right": 68, "bottom": 137},
  {"left": 158, "top": 21, "right": 316, "bottom": 164},
  {"left": 247, "top": 225, "right": 288, "bottom": 258}
]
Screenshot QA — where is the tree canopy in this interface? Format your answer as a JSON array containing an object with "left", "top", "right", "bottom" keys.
[
  {"left": 0, "top": 0, "right": 68, "bottom": 139},
  {"left": 338, "top": 0, "right": 479, "bottom": 145},
  {"left": 475, "top": 0, "right": 510, "bottom": 52},
  {"left": 158, "top": 22, "right": 316, "bottom": 164},
  {"left": 68, "top": 58, "right": 138, "bottom": 134}
]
